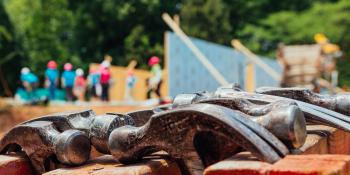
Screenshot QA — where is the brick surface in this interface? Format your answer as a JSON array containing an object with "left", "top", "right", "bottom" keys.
[
  {"left": 204, "top": 154, "right": 350, "bottom": 175},
  {"left": 204, "top": 152, "right": 271, "bottom": 175},
  {"left": 303, "top": 125, "right": 350, "bottom": 155},
  {"left": 0, "top": 154, "right": 33, "bottom": 175},
  {"left": 268, "top": 155, "right": 350, "bottom": 175},
  {"left": 44, "top": 155, "right": 182, "bottom": 175},
  {"left": 204, "top": 125, "right": 350, "bottom": 175},
  {"left": 328, "top": 129, "right": 350, "bottom": 154},
  {"left": 297, "top": 133, "right": 328, "bottom": 154}
]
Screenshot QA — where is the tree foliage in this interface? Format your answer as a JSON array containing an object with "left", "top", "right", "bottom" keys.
[
  {"left": 1, "top": 0, "right": 350, "bottom": 95},
  {"left": 238, "top": 0, "right": 350, "bottom": 86}
]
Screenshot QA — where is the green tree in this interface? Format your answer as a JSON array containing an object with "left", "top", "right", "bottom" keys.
[
  {"left": 4, "top": 0, "right": 75, "bottom": 76},
  {"left": 69, "top": 0, "right": 177, "bottom": 67},
  {"left": 1, "top": 0, "right": 350, "bottom": 96},
  {"left": 238, "top": 0, "right": 350, "bottom": 86},
  {"left": 180, "top": 0, "right": 232, "bottom": 44},
  {"left": 0, "top": 0, "right": 21, "bottom": 96}
]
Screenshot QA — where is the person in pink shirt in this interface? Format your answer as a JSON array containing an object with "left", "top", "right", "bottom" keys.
[
  {"left": 73, "top": 68, "right": 86, "bottom": 101},
  {"left": 100, "top": 61, "right": 111, "bottom": 101}
]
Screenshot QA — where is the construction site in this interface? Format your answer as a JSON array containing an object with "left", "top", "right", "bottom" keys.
[{"left": 1, "top": 1, "right": 350, "bottom": 175}]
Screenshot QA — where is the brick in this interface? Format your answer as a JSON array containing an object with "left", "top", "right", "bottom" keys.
[
  {"left": 204, "top": 152, "right": 271, "bottom": 175},
  {"left": 303, "top": 125, "right": 350, "bottom": 155},
  {"left": 0, "top": 154, "right": 33, "bottom": 175},
  {"left": 328, "top": 129, "right": 350, "bottom": 154},
  {"left": 297, "top": 133, "right": 328, "bottom": 154},
  {"left": 268, "top": 155, "right": 350, "bottom": 175},
  {"left": 44, "top": 155, "right": 181, "bottom": 175},
  {"left": 204, "top": 154, "right": 350, "bottom": 175}
]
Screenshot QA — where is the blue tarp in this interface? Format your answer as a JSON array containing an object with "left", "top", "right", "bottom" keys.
[{"left": 166, "top": 32, "right": 282, "bottom": 97}]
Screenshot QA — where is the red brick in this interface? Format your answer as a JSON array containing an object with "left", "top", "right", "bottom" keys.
[
  {"left": 204, "top": 154, "right": 350, "bottom": 175},
  {"left": 328, "top": 129, "right": 350, "bottom": 154},
  {"left": 268, "top": 155, "right": 350, "bottom": 175},
  {"left": 0, "top": 154, "right": 33, "bottom": 175},
  {"left": 204, "top": 152, "right": 271, "bottom": 175},
  {"left": 203, "top": 125, "right": 350, "bottom": 175},
  {"left": 298, "top": 133, "right": 328, "bottom": 154},
  {"left": 44, "top": 155, "right": 181, "bottom": 175}
]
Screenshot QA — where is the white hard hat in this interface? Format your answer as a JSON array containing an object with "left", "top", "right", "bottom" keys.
[
  {"left": 76, "top": 68, "right": 84, "bottom": 76},
  {"left": 21, "top": 67, "right": 30, "bottom": 74},
  {"left": 101, "top": 60, "right": 110, "bottom": 68}
]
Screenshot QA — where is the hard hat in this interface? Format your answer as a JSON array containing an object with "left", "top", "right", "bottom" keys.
[
  {"left": 314, "top": 33, "right": 328, "bottom": 44},
  {"left": 47, "top": 60, "right": 57, "bottom": 69},
  {"left": 323, "top": 43, "right": 340, "bottom": 54},
  {"left": 64, "top": 63, "right": 73, "bottom": 71},
  {"left": 76, "top": 68, "right": 84, "bottom": 76},
  {"left": 21, "top": 67, "right": 30, "bottom": 74},
  {"left": 148, "top": 56, "right": 160, "bottom": 66},
  {"left": 101, "top": 60, "right": 110, "bottom": 68}
]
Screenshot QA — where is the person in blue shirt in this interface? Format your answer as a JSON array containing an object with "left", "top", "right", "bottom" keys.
[
  {"left": 87, "top": 67, "right": 100, "bottom": 101},
  {"left": 45, "top": 60, "right": 59, "bottom": 100},
  {"left": 20, "top": 67, "right": 39, "bottom": 100},
  {"left": 61, "top": 63, "right": 76, "bottom": 101}
]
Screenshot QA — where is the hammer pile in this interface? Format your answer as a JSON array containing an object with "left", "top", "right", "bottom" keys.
[{"left": 1, "top": 85, "right": 350, "bottom": 175}]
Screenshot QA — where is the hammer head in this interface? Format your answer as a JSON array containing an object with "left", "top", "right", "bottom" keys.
[
  {"left": 256, "top": 105, "right": 307, "bottom": 149},
  {"left": 335, "top": 94, "right": 350, "bottom": 116},
  {"left": 90, "top": 114, "right": 135, "bottom": 154},
  {"left": 0, "top": 121, "right": 91, "bottom": 174},
  {"left": 55, "top": 129, "right": 91, "bottom": 165}
]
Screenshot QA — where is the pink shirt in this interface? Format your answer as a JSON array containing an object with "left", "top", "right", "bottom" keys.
[
  {"left": 100, "top": 69, "right": 111, "bottom": 84},
  {"left": 75, "top": 76, "right": 86, "bottom": 87}
]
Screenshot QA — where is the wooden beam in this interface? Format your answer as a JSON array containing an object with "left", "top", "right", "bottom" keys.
[
  {"left": 245, "top": 62, "right": 255, "bottom": 92},
  {"left": 162, "top": 13, "right": 229, "bottom": 86},
  {"left": 231, "top": 39, "right": 281, "bottom": 82}
]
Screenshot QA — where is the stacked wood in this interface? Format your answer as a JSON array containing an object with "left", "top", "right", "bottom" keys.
[{"left": 277, "top": 44, "right": 322, "bottom": 88}]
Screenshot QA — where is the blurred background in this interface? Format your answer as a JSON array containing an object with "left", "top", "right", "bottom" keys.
[
  {"left": 1, "top": 0, "right": 350, "bottom": 97},
  {"left": 1, "top": 0, "right": 350, "bottom": 137}
]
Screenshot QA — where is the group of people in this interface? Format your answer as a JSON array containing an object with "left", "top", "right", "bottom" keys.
[
  {"left": 19, "top": 56, "right": 163, "bottom": 103},
  {"left": 20, "top": 59, "right": 112, "bottom": 102}
]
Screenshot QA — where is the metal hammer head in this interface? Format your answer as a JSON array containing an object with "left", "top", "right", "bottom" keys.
[
  {"left": 181, "top": 95, "right": 307, "bottom": 149},
  {"left": 335, "top": 94, "right": 350, "bottom": 116},
  {"left": 253, "top": 104, "right": 307, "bottom": 149},
  {"left": 0, "top": 121, "right": 91, "bottom": 174},
  {"left": 108, "top": 104, "right": 285, "bottom": 174},
  {"left": 90, "top": 113, "right": 135, "bottom": 154},
  {"left": 55, "top": 129, "right": 91, "bottom": 165}
]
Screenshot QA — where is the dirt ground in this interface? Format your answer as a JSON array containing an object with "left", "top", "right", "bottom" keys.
[{"left": 0, "top": 100, "right": 150, "bottom": 138}]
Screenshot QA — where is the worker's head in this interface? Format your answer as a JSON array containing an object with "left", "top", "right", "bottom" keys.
[
  {"left": 314, "top": 33, "right": 329, "bottom": 44},
  {"left": 148, "top": 56, "right": 160, "bottom": 66},
  {"left": 47, "top": 60, "right": 57, "bottom": 69},
  {"left": 101, "top": 60, "right": 110, "bottom": 68},
  {"left": 76, "top": 68, "right": 84, "bottom": 76},
  {"left": 104, "top": 55, "right": 113, "bottom": 62},
  {"left": 64, "top": 63, "right": 73, "bottom": 71},
  {"left": 21, "top": 67, "right": 30, "bottom": 75},
  {"left": 127, "top": 70, "right": 134, "bottom": 76},
  {"left": 89, "top": 67, "right": 96, "bottom": 74}
]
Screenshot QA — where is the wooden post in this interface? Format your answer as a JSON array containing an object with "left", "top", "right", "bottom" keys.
[
  {"left": 231, "top": 39, "right": 281, "bottom": 82},
  {"left": 173, "top": 14, "right": 180, "bottom": 26},
  {"left": 245, "top": 61, "right": 255, "bottom": 92},
  {"left": 162, "top": 32, "right": 170, "bottom": 97}
]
